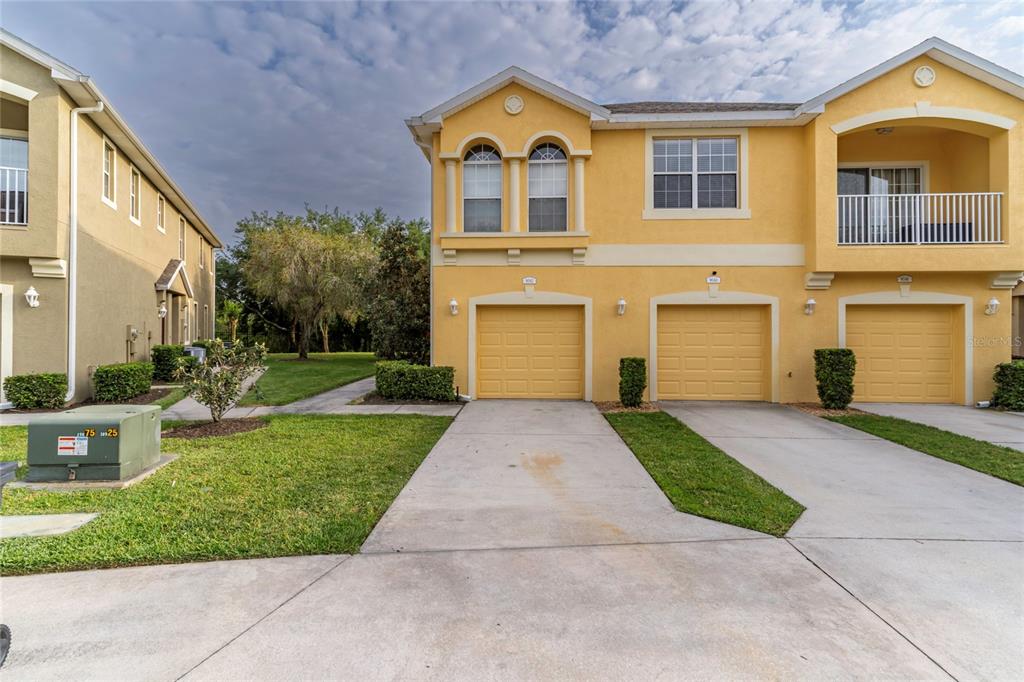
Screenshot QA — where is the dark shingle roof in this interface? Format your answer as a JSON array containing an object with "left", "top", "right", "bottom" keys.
[{"left": 603, "top": 101, "right": 798, "bottom": 114}]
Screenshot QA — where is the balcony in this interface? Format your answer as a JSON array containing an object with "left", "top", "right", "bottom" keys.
[
  {"left": 837, "top": 192, "right": 1002, "bottom": 245},
  {"left": 0, "top": 166, "right": 28, "bottom": 225}
]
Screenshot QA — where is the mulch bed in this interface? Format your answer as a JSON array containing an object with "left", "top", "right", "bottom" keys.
[
  {"left": 162, "top": 418, "right": 268, "bottom": 439},
  {"left": 5, "top": 388, "right": 178, "bottom": 414},
  {"left": 595, "top": 401, "right": 660, "bottom": 414},
  {"left": 82, "top": 387, "right": 176, "bottom": 406},
  {"left": 788, "top": 403, "right": 866, "bottom": 417},
  {"left": 353, "top": 391, "right": 462, "bottom": 406}
]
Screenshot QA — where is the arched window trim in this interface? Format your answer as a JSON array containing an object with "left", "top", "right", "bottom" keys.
[
  {"left": 463, "top": 144, "right": 502, "bottom": 232},
  {"left": 528, "top": 143, "right": 568, "bottom": 232}
]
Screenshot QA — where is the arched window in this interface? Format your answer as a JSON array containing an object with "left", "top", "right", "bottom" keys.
[
  {"left": 528, "top": 143, "right": 567, "bottom": 231},
  {"left": 463, "top": 144, "right": 502, "bottom": 232}
]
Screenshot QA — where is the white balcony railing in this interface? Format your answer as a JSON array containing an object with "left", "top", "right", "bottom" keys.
[
  {"left": 0, "top": 166, "right": 28, "bottom": 225},
  {"left": 837, "top": 192, "right": 1002, "bottom": 245}
]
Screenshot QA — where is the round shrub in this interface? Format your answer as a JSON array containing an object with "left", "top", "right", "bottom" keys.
[
  {"left": 3, "top": 373, "right": 67, "bottom": 409},
  {"left": 814, "top": 348, "right": 857, "bottom": 409},
  {"left": 151, "top": 344, "right": 185, "bottom": 382},
  {"left": 992, "top": 360, "right": 1024, "bottom": 410},
  {"left": 618, "top": 357, "right": 647, "bottom": 407}
]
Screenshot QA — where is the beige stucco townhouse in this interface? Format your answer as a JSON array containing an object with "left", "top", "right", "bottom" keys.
[
  {"left": 0, "top": 30, "right": 221, "bottom": 404},
  {"left": 407, "top": 38, "right": 1023, "bottom": 405}
]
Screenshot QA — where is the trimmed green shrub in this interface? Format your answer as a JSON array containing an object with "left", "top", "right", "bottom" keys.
[
  {"left": 92, "top": 362, "right": 154, "bottom": 402},
  {"left": 3, "top": 373, "right": 67, "bottom": 409},
  {"left": 814, "top": 348, "right": 857, "bottom": 409},
  {"left": 992, "top": 359, "right": 1024, "bottom": 410},
  {"left": 376, "top": 361, "right": 456, "bottom": 401},
  {"left": 152, "top": 344, "right": 185, "bottom": 381},
  {"left": 189, "top": 339, "right": 213, "bottom": 351},
  {"left": 619, "top": 357, "right": 647, "bottom": 407}
]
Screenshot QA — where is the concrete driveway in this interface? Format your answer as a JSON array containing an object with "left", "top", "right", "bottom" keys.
[
  {"left": 857, "top": 402, "right": 1024, "bottom": 451},
  {"left": 661, "top": 401, "right": 1024, "bottom": 680},
  {"left": 2, "top": 400, "right": 1020, "bottom": 680}
]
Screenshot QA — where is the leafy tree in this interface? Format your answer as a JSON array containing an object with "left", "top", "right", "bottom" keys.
[
  {"left": 243, "top": 225, "right": 373, "bottom": 359},
  {"left": 176, "top": 340, "right": 267, "bottom": 422},
  {"left": 218, "top": 299, "right": 244, "bottom": 342},
  {"left": 367, "top": 220, "right": 430, "bottom": 364}
]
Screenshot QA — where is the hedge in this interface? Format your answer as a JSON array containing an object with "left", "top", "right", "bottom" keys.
[
  {"left": 619, "top": 357, "right": 647, "bottom": 407},
  {"left": 189, "top": 339, "right": 213, "bottom": 351},
  {"left": 92, "top": 362, "right": 154, "bottom": 402},
  {"left": 152, "top": 344, "right": 185, "bottom": 381},
  {"left": 992, "top": 360, "right": 1024, "bottom": 410},
  {"left": 376, "top": 361, "right": 456, "bottom": 401},
  {"left": 814, "top": 348, "right": 857, "bottom": 409},
  {"left": 3, "top": 373, "right": 67, "bottom": 409}
]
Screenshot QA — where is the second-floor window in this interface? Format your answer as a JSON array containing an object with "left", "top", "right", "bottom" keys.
[
  {"left": 156, "top": 194, "right": 165, "bottom": 232},
  {"left": 102, "top": 140, "right": 116, "bottom": 205},
  {"left": 200, "top": 239, "right": 206, "bottom": 269},
  {"left": 653, "top": 137, "right": 738, "bottom": 209},
  {"left": 0, "top": 136, "right": 28, "bottom": 225},
  {"left": 463, "top": 145, "right": 502, "bottom": 232},
  {"left": 129, "top": 166, "right": 141, "bottom": 223},
  {"left": 178, "top": 217, "right": 186, "bottom": 260},
  {"left": 528, "top": 143, "right": 567, "bottom": 232}
]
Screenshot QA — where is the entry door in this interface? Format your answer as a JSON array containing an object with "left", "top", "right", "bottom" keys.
[
  {"left": 657, "top": 305, "right": 769, "bottom": 400},
  {"left": 476, "top": 305, "right": 584, "bottom": 399}
]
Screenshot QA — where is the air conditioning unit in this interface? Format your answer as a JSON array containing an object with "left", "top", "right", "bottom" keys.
[{"left": 26, "top": 405, "right": 161, "bottom": 482}]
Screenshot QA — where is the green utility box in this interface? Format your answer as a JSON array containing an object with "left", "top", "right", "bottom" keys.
[{"left": 26, "top": 405, "right": 161, "bottom": 482}]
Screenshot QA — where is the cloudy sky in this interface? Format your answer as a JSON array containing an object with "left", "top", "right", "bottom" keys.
[{"left": 5, "top": 1, "right": 1022, "bottom": 245}]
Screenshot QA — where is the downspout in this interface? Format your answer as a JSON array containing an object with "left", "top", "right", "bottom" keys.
[{"left": 66, "top": 100, "right": 104, "bottom": 403}]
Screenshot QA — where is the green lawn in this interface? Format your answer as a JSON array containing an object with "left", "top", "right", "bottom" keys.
[
  {"left": 828, "top": 414, "right": 1024, "bottom": 487},
  {"left": 0, "top": 414, "right": 450, "bottom": 575},
  {"left": 237, "top": 352, "right": 377, "bottom": 406},
  {"left": 153, "top": 387, "right": 187, "bottom": 410},
  {"left": 606, "top": 411, "right": 804, "bottom": 536}
]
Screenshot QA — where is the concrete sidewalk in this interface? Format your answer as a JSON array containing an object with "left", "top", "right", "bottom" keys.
[{"left": 857, "top": 402, "right": 1024, "bottom": 451}]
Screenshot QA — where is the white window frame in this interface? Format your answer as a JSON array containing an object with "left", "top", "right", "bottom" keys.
[
  {"left": 128, "top": 165, "right": 141, "bottom": 225},
  {"left": 156, "top": 194, "right": 166, "bottom": 232},
  {"left": 178, "top": 217, "right": 186, "bottom": 261},
  {"left": 462, "top": 145, "right": 503, "bottom": 232},
  {"left": 836, "top": 161, "right": 930, "bottom": 194},
  {"left": 199, "top": 238, "right": 205, "bottom": 269},
  {"left": 527, "top": 143, "right": 569, "bottom": 232},
  {"left": 193, "top": 301, "right": 200, "bottom": 341},
  {"left": 203, "top": 304, "right": 209, "bottom": 338},
  {"left": 644, "top": 128, "right": 750, "bottom": 220},
  {"left": 101, "top": 137, "right": 117, "bottom": 209}
]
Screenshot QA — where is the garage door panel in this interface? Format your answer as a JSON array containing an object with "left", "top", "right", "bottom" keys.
[
  {"left": 658, "top": 305, "right": 769, "bottom": 401},
  {"left": 847, "top": 305, "right": 959, "bottom": 403},
  {"left": 477, "top": 306, "right": 584, "bottom": 399}
]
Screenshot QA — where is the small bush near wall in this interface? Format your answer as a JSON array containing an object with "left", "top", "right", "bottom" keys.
[
  {"left": 992, "top": 360, "right": 1024, "bottom": 410},
  {"left": 619, "top": 357, "right": 647, "bottom": 407},
  {"left": 3, "top": 373, "right": 67, "bottom": 409},
  {"left": 152, "top": 345, "right": 185, "bottom": 381},
  {"left": 376, "top": 361, "right": 456, "bottom": 401},
  {"left": 190, "top": 339, "right": 214, "bottom": 351},
  {"left": 814, "top": 348, "right": 857, "bottom": 409},
  {"left": 93, "top": 362, "right": 154, "bottom": 402}
]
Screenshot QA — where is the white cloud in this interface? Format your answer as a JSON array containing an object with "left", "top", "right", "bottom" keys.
[{"left": 3, "top": 0, "right": 1020, "bottom": 245}]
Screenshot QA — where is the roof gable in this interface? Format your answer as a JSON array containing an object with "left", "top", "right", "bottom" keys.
[
  {"left": 798, "top": 37, "right": 1024, "bottom": 114},
  {"left": 415, "top": 66, "right": 611, "bottom": 124}
]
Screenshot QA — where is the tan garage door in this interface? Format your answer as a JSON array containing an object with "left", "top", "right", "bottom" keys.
[
  {"left": 846, "top": 305, "right": 960, "bottom": 403},
  {"left": 477, "top": 305, "right": 584, "bottom": 399},
  {"left": 657, "top": 305, "right": 769, "bottom": 401}
]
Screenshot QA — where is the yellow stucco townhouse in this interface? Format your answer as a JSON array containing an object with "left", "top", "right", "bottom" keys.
[
  {"left": 0, "top": 30, "right": 221, "bottom": 404},
  {"left": 407, "top": 38, "right": 1023, "bottom": 406}
]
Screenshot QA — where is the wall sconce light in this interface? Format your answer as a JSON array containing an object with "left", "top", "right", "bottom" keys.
[
  {"left": 617, "top": 297, "right": 627, "bottom": 316},
  {"left": 157, "top": 301, "right": 168, "bottom": 319},
  {"left": 24, "top": 286, "right": 40, "bottom": 308},
  {"left": 804, "top": 298, "right": 816, "bottom": 315},
  {"left": 449, "top": 298, "right": 459, "bottom": 316},
  {"left": 985, "top": 297, "right": 1000, "bottom": 316}
]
